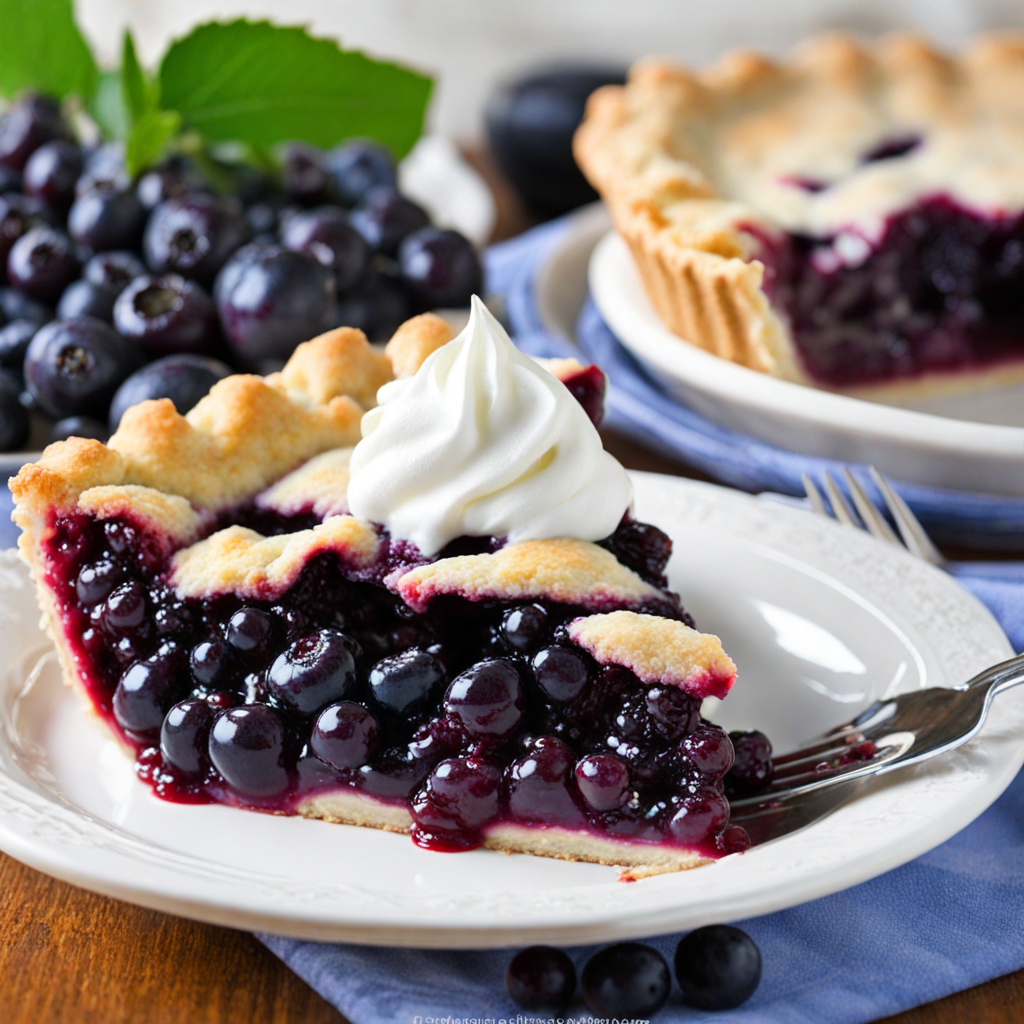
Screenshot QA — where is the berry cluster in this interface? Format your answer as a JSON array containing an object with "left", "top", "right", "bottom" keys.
[{"left": 0, "top": 94, "right": 483, "bottom": 451}]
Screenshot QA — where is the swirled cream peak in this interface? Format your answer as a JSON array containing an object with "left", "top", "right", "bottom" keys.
[{"left": 346, "top": 296, "right": 632, "bottom": 556}]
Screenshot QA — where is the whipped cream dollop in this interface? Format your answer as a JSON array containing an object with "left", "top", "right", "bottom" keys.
[{"left": 346, "top": 296, "right": 632, "bottom": 556}]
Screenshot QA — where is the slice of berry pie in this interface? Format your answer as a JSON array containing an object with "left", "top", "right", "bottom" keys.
[
  {"left": 10, "top": 298, "right": 741, "bottom": 877},
  {"left": 575, "top": 34, "right": 1024, "bottom": 396}
]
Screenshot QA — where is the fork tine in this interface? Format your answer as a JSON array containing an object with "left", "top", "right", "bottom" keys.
[
  {"left": 822, "top": 470, "right": 860, "bottom": 528},
  {"left": 842, "top": 468, "right": 901, "bottom": 546},
  {"left": 868, "top": 467, "right": 945, "bottom": 566},
  {"left": 802, "top": 474, "right": 829, "bottom": 516}
]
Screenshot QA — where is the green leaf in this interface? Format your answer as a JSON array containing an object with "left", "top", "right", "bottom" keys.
[
  {"left": 121, "top": 30, "right": 151, "bottom": 124},
  {"left": 90, "top": 71, "right": 129, "bottom": 141},
  {"left": 0, "top": 0, "right": 98, "bottom": 100},
  {"left": 157, "top": 20, "right": 432, "bottom": 158},
  {"left": 125, "top": 108, "right": 181, "bottom": 178}
]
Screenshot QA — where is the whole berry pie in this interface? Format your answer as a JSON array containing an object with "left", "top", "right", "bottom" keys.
[
  {"left": 10, "top": 299, "right": 742, "bottom": 877},
  {"left": 575, "top": 34, "right": 1024, "bottom": 396}
]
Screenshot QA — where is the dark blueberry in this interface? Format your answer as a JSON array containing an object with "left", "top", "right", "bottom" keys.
[
  {"left": 144, "top": 195, "right": 247, "bottom": 284},
  {"left": 506, "top": 946, "right": 576, "bottom": 1013},
  {"left": 575, "top": 754, "right": 630, "bottom": 812},
  {"left": 486, "top": 67, "right": 625, "bottom": 217},
  {"left": 725, "top": 730, "right": 775, "bottom": 798},
  {"left": 718, "top": 824, "right": 752, "bottom": 854},
  {"left": 501, "top": 603, "right": 548, "bottom": 651},
  {"left": 668, "top": 787, "right": 731, "bottom": 845},
  {"left": 161, "top": 697, "right": 217, "bottom": 774},
  {"left": 414, "top": 756, "right": 501, "bottom": 832},
  {"left": 507, "top": 736, "right": 583, "bottom": 825},
  {"left": 24, "top": 317, "right": 141, "bottom": 418},
  {"left": 328, "top": 141, "right": 397, "bottom": 206},
  {"left": 208, "top": 704, "right": 289, "bottom": 796},
  {"left": 136, "top": 157, "right": 208, "bottom": 210},
  {"left": 76, "top": 558, "right": 119, "bottom": 604},
  {"left": 225, "top": 607, "right": 274, "bottom": 656},
  {"left": 680, "top": 723, "right": 734, "bottom": 778},
  {"left": 311, "top": 701, "right": 379, "bottom": 769},
  {"left": 349, "top": 187, "right": 430, "bottom": 256},
  {"left": 532, "top": 646, "right": 589, "bottom": 702},
  {"left": 444, "top": 659, "right": 522, "bottom": 738},
  {"left": 646, "top": 686, "right": 700, "bottom": 739},
  {"left": 330, "top": 269, "right": 409, "bottom": 341},
  {"left": 0, "top": 193, "right": 50, "bottom": 269},
  {"left": 7, "top": 226, "right": 80, "bottom": 303},
  {"left": 581, "top": 943, "right": 671, "bottom": 1018},
  {"left": 113, "top": 274, "right": 218, "bottom": 357},
  {"left": 281, "top": 142, "right": 332, "bottom": 205},
  {"left": 369, "top": 648, "right": 446, "bottom": 716},
  {"left": 408, "top": 715, "right": 468, "bottom": 763},
  {"left": 0, "top": 285, "right": 51, "bottom": 326},
  {"left": 57, "top": 279, "right": 118, "bottom": 322},
  {"left": 279, "top": 206, "right": 370, "bottom": 291},
  {"left": 82, "top": 250, "right": 146, "bottom": 294},
  {"left": 0, "top": 319, "right": 37, "bottom": 369},
  {"left": 674, "top": 924, "right": 762, "bottom": 1010},
  {"left": 76, "top": 142, "right": 130, "bottom": 195},
  {"left": 603, "top": 520, "right": 673, "bottom": 586},
  {"left": 190, "top": 639, "right": 237, "bottom": 687},
  {"left": 22, "top": 140, "right": 83, "bottom": 208},
  {"left": 108, "top": 353, "right": 230, "bottom": 429},
  {"left": 49, "top": 415, "right": 110, "bottom": 444},
  {"left": 267, "top": 628, "right": 357, "bottom": 714},
  {"left": 214, "top": 244, "right": 335, "bottom": 367},
  {"left": 68, "top": 188, "right": 146, "bottom": 253},
  {"left": 0, "top": 371, "right": 29, "bottom": 450},
  {"left": 244, "top": 201, "right": 280, "bottom": 237},
  {"left": 398, "top": 228, "right": 482, "bottom": 308},
  {"left": 112, "top": 646, "right": 185, "bottom": 735},
  {"left": 0, "top": 164, "right": 21, "bottom": 194},
  {"left": 0, "top": 95, "right": 70, "bottom": 172},
  {"left": 103, "top": 579, "right": 146, "bottom": 631}
]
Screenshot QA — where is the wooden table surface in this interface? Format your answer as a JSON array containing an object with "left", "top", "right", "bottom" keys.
[{"left": 5, "top": 156, "right": 1024, "bottom": 1024}]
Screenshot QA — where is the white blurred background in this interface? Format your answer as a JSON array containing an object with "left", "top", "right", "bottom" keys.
[{"left": 76, "top": 0, "right": 1024, "bottom": 140}]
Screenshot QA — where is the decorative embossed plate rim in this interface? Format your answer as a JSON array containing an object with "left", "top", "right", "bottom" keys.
[{"left": 0, "top": 474, "right": 1017, "bottom": 948}]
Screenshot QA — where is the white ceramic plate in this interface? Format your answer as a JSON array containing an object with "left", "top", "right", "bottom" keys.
[
  {"left": 0, "top": 473, "right": 1018, "bottom": 948},
  {"left": 581, "top": 220, "right": 1024, "bottom": 497}
]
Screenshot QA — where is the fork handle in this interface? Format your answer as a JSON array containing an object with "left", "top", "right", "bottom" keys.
[{"left": 966, "top": 651, "right": 1024, "bottom": 700}]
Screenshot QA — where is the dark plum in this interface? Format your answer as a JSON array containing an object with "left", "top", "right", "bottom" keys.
[
  {"left": 414, "top": 756, "right": 501, "bottom": 833},
  {"left": 444, "top": 659, "right": 522, "bottom": 738},
  {"left": 725, "top": 730, "right": 774, "bottom": 798},
  {"left": 82, "top": 250, "right": 146, "bottom": 294},
  {"left": 575, "top": 753, "right": 630, "bottom": 811},
  {"left": 369, "top": 649, "right": 446, "bottom": 716},
  {"left": 108, "top": 353, "right": 231, "bottom": 429},
  {"left": 112, "top": 274, "right": 218, "bottom": 357},
  {"left": 67, "top": 187, "right": 146, "bottom": 253},
  {"left": 349, "top": 187, "right": 430, "bottom": 256},
  {"left": 190, "top": 639, "right": 237, "bottom": 687},
  {"left": 7, "top": 226, "right": 80, "bottom": 303},
  {"left": 49, "top": 415, "right": 109, "bottom": 444},
  {"left": 331, "top": 269, "right": 409, "bottom": 340},
  {"left": 57, "top": 279, "right": 118, "bottom": 322},
  {"left": 23, "top": 140, "right": 83, "bottom": 207},
  {"left": 214, "top": 244, "right": 335, "bottom": 367},
  {"left": 144, "top": 194, "right": 247, "bottom": 284},
  {"left": 507, "top": 736, "right": 583, "bottom": 826},
  {"left": 136, "top": 157, "right": 208, "bottom": 210},
  {"left": 0, "top": 95, "right": 70, "bottom": 172},
  {"left": 208, "top": 704, "right": 289, "bottom": 797},
  {"left": 281, "top": 142, "right": 332, "bottom": 205},
  {"left": 581, "top": 943, "right": 671, "bottom": 1017},
  {"left": 279, "top": 206, "right": 370, "bottom": 290},
  {"left": 532, "top": 646, "right": 589, "bottom": 702},
  {"left": 161, "top": 697, "right": 217, "bottom": 774},
  {"left": 24, "top": 317, "right": 141, "bottom": 418},
  {"left": 226, "top": 606, "right": 274, "bottom": 656},
  {"left": 506, "top": 946, "right": 576, "bottom": 1013},
  {"left": 680, "top": 723, "right": 734, "bottom": 778},
  {"left": 0, "top": 319, "right": 38, "bottom": 369},
  {"left": 398, "top": 228, "right": 482, "bottom": 308},
  {"left": 668, "top": 787, "right": 731, "bottom": 845},
  {"left": 0, "top": 370, "right": 29, "bottom": 450},
  {"left": 112, "top": 646, "right": 185, "bottom": 735},
  {"left": 500, "top": 603, "right": 548, "bottom": 651},
  {"left": 674, "top": 924, "right": 762, "bottom": 1010},
  {"left": 328, "top": 140, "right": 397, "bottom": 206},
  {"left": 267, "top": 628, "right": 357, "bottom": 714},
  {"left": 311, "top": 701, "right": 378, "bottom": 769}
]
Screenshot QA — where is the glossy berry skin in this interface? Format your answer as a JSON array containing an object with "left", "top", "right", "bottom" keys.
[
  {"left": 500, "top": 603, "right": 548, "bottom": 651},
  {"left": 444, "top": 659, "right": 523, "bottom": 738},
  {"left": 281, "top": 142, "right": 332, "bottom": 205},
  {"left": 331, "top": 270, "right": 409, "bottom": 341},
  {"left": 328, "top": 141, "right": 397, "bottom": 206},
  {"left": 311, "top": 701, "right": 378, "bottom": 769},
  {"left": 680, "top": 723, "right": 735, "bottom": 778},
  {"left": 674, "top": 925, "right": 762, "bottom": 1010},
  {"left": 112, "top": 646, "right": 185, "bottom": 735},
  {"left": 208, "top": 705, "right": 289, "bottom": 797},
  {"left": 0, "top": 193, "right": 51, "bottom": 270},
  {"left": 144, "top": 195, "right": 247, "bottom": 284},
  {"left": 226, "top": 607, "right": 274, "bottom": 656},
  {"left": 136, "top": 157, "right": 208, "bottom": 210},
  {"left": 77, "top": 142, "right": 130, "bottom": 196},
  {"left": 82, "top": 250, "right": 146, "bottom": 294},
  {"left": 23, "top": 140, "right": 83, "bottom": 207},
  {"left": 214, "top": 244, "right": 335, "bottom": 367},
  {"left": 0, "top": 319, "right": 38, "bottom": 369},
  {"left": 161, "top": 697, "right": 217, "bottom": 774},
  {"left": 0, "top": 370, "right": 29, "bottom": 450},
  {"left": 108, "top": 353, "right": 231, "bottom": 429},
  {"left": 57, "top": 279, "right": 118, "bottom": 322},
  {"left": 725, "top": 730, "right": 775, "bottom": 798},
  {"left": 668, "top": 786, "right": 731, "bottom": 845},
  {"left": 267, "top": 628, "right": 357, "bottom": 714},
  {"left": 49, "top": 415, "right": 109, "bottom": 444},
  {"left": 414, "top": 757, "right": 501, "bottom": 832},
  {"left": 575, "top": 754, "right": 630, "bottom": 812},
  {"left": 279, "top": 206, "right": 370, "bottom": 291},
  {"left": 532, "top": 646, "right": 589, "bottom": 702},
  {"left": 7, "top": 226, "right": 80, "bottom": 303},
  {"left": 25, "top": 317, "right": 141, "bottom": 418},
  {"left": 113, "top": 274, "right": 218, "bottom": 357},
  {"left": 508, "top": 736, "right": 583, "bottom": 826},
  {"left": 0, "top": 95, "right": 70, "bottom": 172},
  {"left": 190, "top": 639, "right": 237, "bottom": 687},
  {"left": 506, "top": 946, "right": 577, "bottom": 1013},
  {"left": 581, "top": 943, "right": 671, "bottom": 1018},
  {"left": 398, "top": 228, "right": 482, "bottom": 308},
  {"left": 67, "top": 188, "right": 146, "bottom": 253},
  {"left": 369, "top": 649, "right": 446, "bottom": 716},
  {"left": 349, "top": 187, "right": 430, "bottom": 256}
]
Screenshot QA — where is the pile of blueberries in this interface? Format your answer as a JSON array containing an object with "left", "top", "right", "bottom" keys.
[
  {"left": 506, "top": 926, "right": 762, "bottom": 1016},
  {"left": 0, "top": 94, "right": 483, "bottom": 453}
]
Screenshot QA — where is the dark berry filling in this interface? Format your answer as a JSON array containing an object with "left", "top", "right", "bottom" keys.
[
  {"left": 42, "top": 507, "right": 736, "bottom": 857},
  {"left": 752, "top": 195, "right": 1024, "bottom": 386}
]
